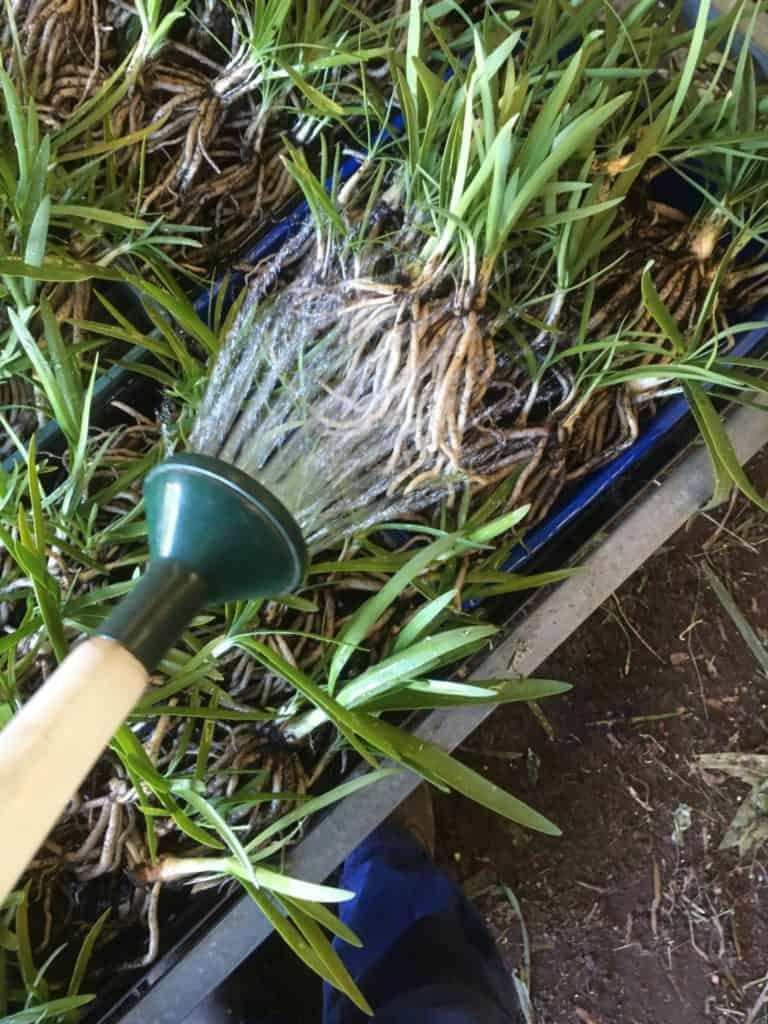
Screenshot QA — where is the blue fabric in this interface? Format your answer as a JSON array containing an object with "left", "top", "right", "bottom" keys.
[{"left": 323, "top": 824, "right": 521, "bottom": 1024}]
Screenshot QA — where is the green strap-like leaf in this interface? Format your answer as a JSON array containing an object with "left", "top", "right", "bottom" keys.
[
  {"left": 363, "top": 718, "right": 561, "bottom": 835},
  {"left": 641, "top": 263, "right": 685, "bottom": 355},
  {"left": 247, "top": 865, "right": 353, "bottom": 903},
  {"left": 0, "top": 258, "right": 121, "bottom": 283},
  {"left": 241, "top": 639, "right": 382, "bottom": 766},
  {"left": 66, "top": 908, "right": 109, "bottom": 1014},
  {"left": 0, "top": 68, "right": 29, "bottom": 194},
  {"left": 339, "top": 625, "right": 497, "bottom": 710},
  {"left": 283, "top": 896, "right": 363, "bottom": 948},
  {"left": 281, "top": 899, "right": 372, "bottom": 1015},
  {"left": 248, "top": 767, "right": 397, "bottom": 851},
  {"left": 327, "top": 532, "right": 472, "bottom": 694},
  {"left": 361, "top": 678, "right": 571, "bottom": 713},
  {"left": 1, "top": 996, "right": 95, "bottom": 1023},
  {"left": 685, "top": 382, "right": 768, "bottom": 512},
  {"left": 111, "top": 727, "right": 225, "bottom": 850},
  {"left": 178, "top": 786, "right": 257, "bottom": 887},
  {"left": 392, "top": 589, "right": 457, "bottom": 653}
]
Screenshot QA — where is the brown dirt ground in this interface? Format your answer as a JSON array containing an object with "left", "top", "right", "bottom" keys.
[{"left": 435, "top": 449, "right": 768, "bottom": 1024}]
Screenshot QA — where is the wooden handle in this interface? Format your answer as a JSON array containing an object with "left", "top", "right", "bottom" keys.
[{"left": 0, "top": 637, "right": 148, "bottom": 902}]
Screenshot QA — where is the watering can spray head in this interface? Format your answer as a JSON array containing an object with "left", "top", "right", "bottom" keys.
[
  {"left": 100, "top": 453, "right": 308, "bottom": 670},
  {"left": 0, "top": 454, "right": 307, "bottom": 901}
]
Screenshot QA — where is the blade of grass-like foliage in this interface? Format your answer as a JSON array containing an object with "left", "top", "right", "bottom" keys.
[
  {"left": 279, "top": 898, "right": 372, "bottom": 1015},
  {"left": 597, "top": 359, "right": 768, "bottom": 392},
  {"left": 703, "top": 563, "right": 768, "bottom": 678},
  {"left": 485, "top": 109, "right": 514, "bottom": 253},
  {"left": 49, "top": 204, "right": 151, "bottom": 230},
  {"left": 113, "top": 748, "right": 161, "bottom": 861},
  {"left": 405, "top": 0, "right": 422, "bottom": 107},
  {"left": 215, "top": 792, "right": 304, "bottom": 821},
  {"left": 641, "top": 263, "right": 686, "bottom": 355},
  {"left": 89, "top": 289, "right": 145, "bottom": 339},
  {"left": 283, "top": 896, "right": 362, "bottom": 948},
  {"left": 673, "top": 0, "right": 744, "bottom": 140},
  {"left": 2, "top": 997, "right": 95, "bottom": 1022},
  {"left": 327, "top": 531, "right": 479, "bottom": 694},
  {"left": 392, "top": 589, "right": 457, "bottom": 653},
  {"left": 241, "top": 885, "right": 344, "bottom": 999},
  {"left": 135, "top": 0, "right": 191, "bottom": 60},
  {"left": 338, "top": 625, "right": 497, "bottom": 710},
  {"left": 447, "top": 65, "right": 476, "bottom": 215},
  {"left": 411, "top": 54, "right": 445, "bottom": 122},
  {"left": 174, "top": 784, "right": 258, "bottom": 887},
  {"left": 22, "top": 194, "right": 50, "bottom": 302},
  {"left": 284, "top": 68, "right": 346, "bottom": 118},
  {"left": 14, "top": 894, "right": 67, "bottom": 1005},
  {"left": 495, "top": 92, "right": 630, "bottom": 257},
  {"left": 283, "top": 144, "right": 346, "bottom": 236},
  {"left": 133, "top": 637, "right": 241, "bottom": 708},
  {"left": 14, "top": 887, "right": 43, "bottom": 1000},
  {"left": 65, "top": 908, "right": 109, "bottom": 1018},
  {"left": 248, "top": 768, "right": 398, "bottom": 850},
  {"left": 462, "top": 567, "right": 580, "bottom": 600},
  {"left": 0, "top": 68, "right": 29, "bottom": 195},
  {"left": 685, "top": 382, "right": 768, "bottom": 510},
  {"left": 517, "top": 196, "right": 623, "bottom": 231},
  {"left": 195, "top": 691, "right": 217, "bottom": 781},
  {"left": 19, "top": 134, "right": 50, "bottom": 244},
  {"left": 517, "top": 41, "right": 589, "bottom": 178},
  {"left": 130, "top": 705, "right": 276, "bottom": 722},
  {"left": 242, "top": 865, "right": 353, "bottom": 903},
  {"left": 64, "top": 357, "right": 98, "bottom": 513},
  {"left": 443, "top": 120, "right": 517, "bottom": 257},
  {"left": 466, "top": 505, "right": 529, "bottom": 544},
  {"left": 360, "top": 678, "right": 571, "bottom": 713},
  {"left": 239, "top": 639, "right": 381, "bottom": 766},
  {"left": 40, "top": 295, "right": 84, "bottom": 442},
  {"left": 10, "top": 442, "right": 67, "bottom": 663},
  {"left": 284, "top": 691, "right": 559, "bottom": 831},
  {"left": 111, "top": 726, "right": 226, "bottom": 849},
  {"left": 122, "top": 300, "right": 199, "bottom": 379},
  {"left": 9, "top": 309, "right": 77, "bottom": 440},
  {"left": 393, "top": 65, "right": 420, "bottom": 182},
  {"left": 367, "top": 717, "right": 560, "bottom": 835},
  {"left": 121, "top": 273, "right": 217, "bottom": 355},
  {"left": 309, "top": 553, "right": 413, "bottom": 575},
  {"left": 0, "top": 258, "right": 121, "bottom": 283},
  {"left": 53, "top": 59, "right": 131, "bottom": 147}
]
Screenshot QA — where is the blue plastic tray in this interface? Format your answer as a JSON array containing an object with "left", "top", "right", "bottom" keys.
[
  {"left": 194, "top": 178, "right": 768, "bottom": 580},
  {"left": 9, "top": 148, "right": 768, "bottom": 580},
  {"left": 503, "top": 316, "right": 768, "bottom": 572}
]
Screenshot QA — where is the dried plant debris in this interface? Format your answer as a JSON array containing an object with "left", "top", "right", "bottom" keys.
[{"left": 698, "top": 754, "right": 768, "bottom": 857}]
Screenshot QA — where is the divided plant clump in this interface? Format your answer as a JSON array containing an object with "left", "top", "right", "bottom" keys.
[
  {"left": 215, "top": 0, "right": 768, "bottom": 535},
  {"left": 1, "top": 0, "right": 768, "bottom": 1018}
]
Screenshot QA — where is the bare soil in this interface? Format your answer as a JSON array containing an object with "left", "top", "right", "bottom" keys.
[{"left": 435, "top": 449, "right": 768, "bottom": 1024}]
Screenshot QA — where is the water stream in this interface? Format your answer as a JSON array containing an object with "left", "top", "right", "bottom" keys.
[
  {"left": 189, "top": 279, "right": 538, "bottom": 550},
  {"left": 189, "top": 284, "right": 462, "bottom": 549}
]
